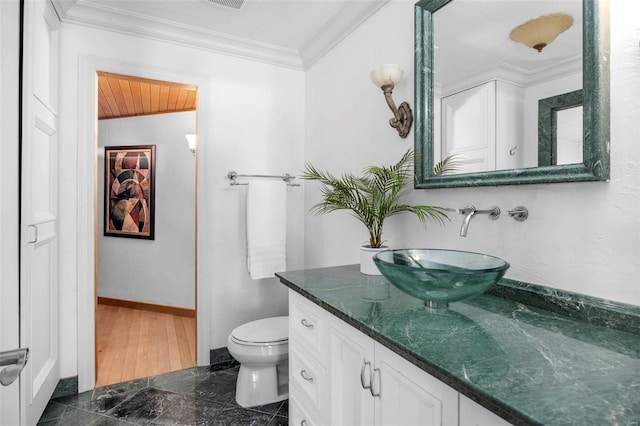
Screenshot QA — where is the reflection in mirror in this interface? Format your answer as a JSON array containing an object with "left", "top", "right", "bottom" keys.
[
  {"left": 538, "top": 89, "right": 583, "bottom": 166},
  {"left": 434, "top": 0, "right": 581, "bottom": 175},
  {"left": 556, "top": 106, "right": 583, "bottom": 165},
  {"left": 414, "top": 0, "right": 610, "bottom": 188}
]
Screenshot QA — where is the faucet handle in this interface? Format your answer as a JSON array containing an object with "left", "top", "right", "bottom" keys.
[
  {"left": 508, "top": 206, "right": 528, "bottom": 221},
  {"left": 459, "top": 205, "right": 476, "bottom": 215},
  {"left": 487, "top": 206, "right": 501, "bottom": 220}
]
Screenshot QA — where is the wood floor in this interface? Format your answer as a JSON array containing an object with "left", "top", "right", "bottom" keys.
[{"left": 95, "top": 303, "right": 196, "bottom": 387}]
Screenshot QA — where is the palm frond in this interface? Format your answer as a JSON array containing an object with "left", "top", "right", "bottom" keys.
[
  {"left": 302, "top": 149, "right": 449, "bottom": 248},
  {"left": 433, "top": 154, "right": 463, "bottom": 176}
]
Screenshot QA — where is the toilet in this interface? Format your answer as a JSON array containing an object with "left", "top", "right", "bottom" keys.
[{"left": 227, "top": 316, "right": 289, "bottom": 407}]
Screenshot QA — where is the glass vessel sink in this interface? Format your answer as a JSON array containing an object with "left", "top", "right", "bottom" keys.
[{"left": 373, "top": 249, "right": 509, "bottom": 308}]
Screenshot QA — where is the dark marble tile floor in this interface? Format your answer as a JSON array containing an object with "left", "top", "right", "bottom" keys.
[{"left": 38, "top": 366, "right": 288, "bottom": 425}]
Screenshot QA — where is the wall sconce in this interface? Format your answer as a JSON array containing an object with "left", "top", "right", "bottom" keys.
[
  {"left": 370, "top": 64, "right": 413, "bottom": 138},
  {"left": 185, "top": 134, "right": 196, "bottom": 156},
  {"left": 509, "top": 14, "right": 573, "bottom": 52}
]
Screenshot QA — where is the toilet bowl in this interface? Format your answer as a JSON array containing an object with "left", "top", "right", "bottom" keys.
[{"left": 227, "top": 316, "right": 289, "bottom": 407}]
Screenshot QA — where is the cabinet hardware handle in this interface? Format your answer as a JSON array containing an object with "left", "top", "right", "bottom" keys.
[
  {"left": 300, "top": 319, "right": 314, "bottom": 329},
  {"left": 370, "top": 367, "right": 381, "bottom": 398},
  {"left": 360, "top": 360, "right": 371, "bottom": 390},
  {"left": 300, "top": 369, "right": 314, "bottom": 383}
]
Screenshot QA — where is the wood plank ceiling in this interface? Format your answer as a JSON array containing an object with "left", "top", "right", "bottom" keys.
[{"left": 97, "top": 72, "right": 197, "bottom": 120}]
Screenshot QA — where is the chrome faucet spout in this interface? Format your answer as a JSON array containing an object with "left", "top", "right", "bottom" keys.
[
  {"left": 459, "top": 206, "right": 476, "bottom": 237},
  {"left": 458, "top": 205, "right": 500, "bottom": 237}
]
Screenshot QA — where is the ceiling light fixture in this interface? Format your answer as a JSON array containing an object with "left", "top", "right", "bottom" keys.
[
  {"left": 370, "top": 64, "right": 413, "bottom": 138},
  {"left": 509, "top": 14, "right": 574, "bottom": 52}
]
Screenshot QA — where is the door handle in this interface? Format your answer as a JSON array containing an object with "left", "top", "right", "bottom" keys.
[
  {"left": 0, "top": 348, "right": 29, "bottom": 386},
  {"left": 360, "top": 360, "right": 372, "bottom": 390},
  {"left": 370, "top": 367, "right": 381, "bottom": 398},
  {"left": 27, "top": 224, "right": 38, "bottom": 243}
]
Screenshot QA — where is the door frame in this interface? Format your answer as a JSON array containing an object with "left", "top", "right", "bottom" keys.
[
  {"left": 0, "top": 0, "right": 21, "bottom": 423},
  {"left": 76, "top": 55, "right": 211, "bottom": 392}
]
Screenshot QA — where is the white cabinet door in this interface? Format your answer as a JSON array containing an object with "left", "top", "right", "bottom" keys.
[
  {"left": 327, "top": 315, "right": 375, "bottom": 426},
  {"left": 441, "top": 81, "right": 496, "bottom": 174},
  {"left": 459, "top": 394, "right": 512, "bottom": 426},
  {"left": 374, "top": 343, "right": 459, "bottom": 426}
]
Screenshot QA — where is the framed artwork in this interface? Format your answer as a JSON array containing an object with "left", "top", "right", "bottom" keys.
[{"left": 104, "top": 145, "right": 156, "bottom": 239}]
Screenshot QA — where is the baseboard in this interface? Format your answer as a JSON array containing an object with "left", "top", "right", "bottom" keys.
[
  {"left": 97, "top": 297, "right": 196, "bottom": 318},
  {"left": 52, "top": 376, "right": 78, "bottom": 399},
  {"left": 209, "top": 347, "right": 238, "bottom": 372}
]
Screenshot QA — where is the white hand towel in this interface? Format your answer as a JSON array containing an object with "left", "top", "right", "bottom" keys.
[{"left": 246, "top": 180, "right": 287, "bottom": 279}]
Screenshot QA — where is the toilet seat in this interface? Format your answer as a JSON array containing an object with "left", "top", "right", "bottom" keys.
[{"left": 230, "top": 316, "right": 288, "bottom": 346}]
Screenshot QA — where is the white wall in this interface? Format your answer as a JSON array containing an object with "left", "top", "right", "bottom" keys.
[
  {"left": 98, "top": 112, "right": 196, "bottom": 309},
  {"left": 58, "top": 24, "right": 305, "bottom": 377},
  {"left": 305, "top": 0, "right": 640, "bottom": 306}
]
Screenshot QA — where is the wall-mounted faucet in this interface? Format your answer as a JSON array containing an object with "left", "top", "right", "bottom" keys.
[{"left": 459, "top": 205, "right": 500, "bottom": 237}]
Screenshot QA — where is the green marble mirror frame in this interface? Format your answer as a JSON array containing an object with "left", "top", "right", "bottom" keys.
[
  {"left": 538, "top": 89, "right": 583, "bottom": 167},
  {"left": 414, "top": 0, "right": 610, "bottom": 189}
]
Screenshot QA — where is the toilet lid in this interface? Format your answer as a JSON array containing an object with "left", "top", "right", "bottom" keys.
[{"left": 231, "top": 316, "right": 288, "bottom": 344}]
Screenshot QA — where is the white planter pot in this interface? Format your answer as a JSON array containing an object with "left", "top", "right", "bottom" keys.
[{"left": 360, "top": 245, "right": 388, "bottom": 275}]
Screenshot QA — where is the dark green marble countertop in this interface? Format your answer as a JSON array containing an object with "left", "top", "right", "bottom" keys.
[{"left": 276, "top": 265, "right": 640, "bottom": 426}]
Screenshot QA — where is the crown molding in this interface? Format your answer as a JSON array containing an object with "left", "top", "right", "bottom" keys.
[
  {"left": 55, "top": 0, "right": 389, "bottom": 70},
  {"left": 50, "top": 0, "right": 76, "bottom": 20},
  {"left": 59, "top": 0, "right": 304, "bottom": 70},
  {"left": 440, "top": 55, "right": 582, "bottom": 97},
  {"left": 300, "top": 0, "right": 389, "bottom": 69}
]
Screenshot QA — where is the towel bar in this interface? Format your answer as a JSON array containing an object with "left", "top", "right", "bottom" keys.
[{"left": 227, "top": 171, "right": 300, "bottom": 187}]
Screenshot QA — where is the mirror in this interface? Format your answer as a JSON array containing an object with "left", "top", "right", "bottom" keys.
[{"left": 414, "top": 0, "right": 610, "bottom": 188}]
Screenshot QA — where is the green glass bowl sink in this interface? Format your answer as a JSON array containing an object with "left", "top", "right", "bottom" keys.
[{"left": 373, "top": 249, "right": 509, "bottom": 308}]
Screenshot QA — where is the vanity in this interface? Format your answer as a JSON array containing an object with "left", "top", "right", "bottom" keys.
[{"left": 277, "top": 265, "right": 640, "bottom": 425}]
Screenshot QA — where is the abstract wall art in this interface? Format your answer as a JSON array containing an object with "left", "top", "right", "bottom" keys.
[{"left": 104, "top": 145, "right": 156, "bottom": 239}]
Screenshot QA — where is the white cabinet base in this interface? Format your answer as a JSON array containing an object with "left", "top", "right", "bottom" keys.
[{"left": 288, "top": 289, "right": 513, "bottom": 426}]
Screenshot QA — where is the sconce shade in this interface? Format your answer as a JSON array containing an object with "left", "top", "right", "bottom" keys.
[
  {"left": 370, "top": 64, "right": 404, "bottom": 88},
  {"left": 510, "top": 14, "right": 573, "bottom": 52},
  {"left": 185, "top": 134, "right": 196, "bottom": 155},
  {"left": 370, "top": 64, "right": 412, "bottom": 138}
]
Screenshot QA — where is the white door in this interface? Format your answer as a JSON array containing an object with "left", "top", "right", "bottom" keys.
[
  {"left": 0, "top": 0, "right": 23, "bottom": 424},
  {"left": 374, "top": 343, "right": 459, "bottom": 426},
  {"left": 327, "top": 315, "right": 375, "bottom": 426},
  {"left": 20, "top": 0, "right": 60, "bottom": 424}
]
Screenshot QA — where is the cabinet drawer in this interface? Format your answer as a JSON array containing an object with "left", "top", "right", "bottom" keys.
[
  {"left": 290, "top": 346, "right": 326, "bottom": 413},
  {"left": 289, "top": 290, "right": 326, "bottom": 360},
  {"left": 289, "top": 393, "right": 322, "bottom": 426}
]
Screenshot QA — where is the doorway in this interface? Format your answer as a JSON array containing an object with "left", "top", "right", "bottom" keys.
[{"left": 95, "top": 71, "right": 198, "bottom": 387}]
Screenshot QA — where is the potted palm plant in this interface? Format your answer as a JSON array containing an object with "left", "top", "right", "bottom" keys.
[{"left": 301, "top": 150, "right": 455, "bottom": 274}]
